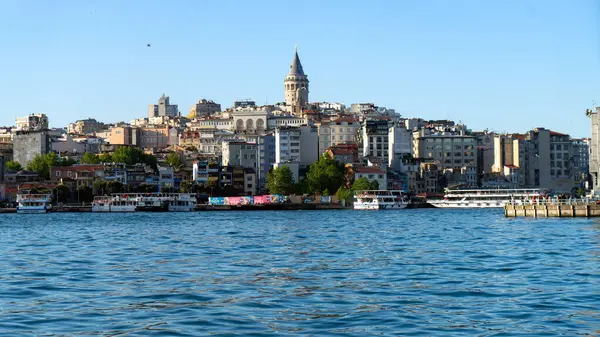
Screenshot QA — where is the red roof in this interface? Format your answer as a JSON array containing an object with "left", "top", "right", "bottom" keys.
[
  {"left": 550, "top": 130, "right": 568, "bottom": 136},
  {"left": 332, "top": 117, "right": 359, "bottom": 124},
  {"left": 355, "top": 167, "right": 385, "bottom": 174},
  {"left": 52, "top": 165, "right": 104, "bottom": 172}
]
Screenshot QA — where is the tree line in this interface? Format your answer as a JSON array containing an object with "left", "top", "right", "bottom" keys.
[{"left": 266, "top": 153, "right": 380, "bottom": 203}]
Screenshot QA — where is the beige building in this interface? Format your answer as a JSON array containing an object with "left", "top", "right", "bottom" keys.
[
  {"left": 108, "top": 126, "right": 135, "bottom": 146},
  {"left": 412, "top": 129, "right": 477, "bottom": 172},
  {"left": 317, "top": 117, "right": 361, "bottom": 154},
  {"left": 67, "top": 118, "right": 105, "bottom": 135},
  {"left": 188, "top": 99, "right": 221, "bottom": 118}
]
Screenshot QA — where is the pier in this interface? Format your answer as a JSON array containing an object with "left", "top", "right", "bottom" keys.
[{"left": 505, "top": 201, "right": 600, "bottom": 217}]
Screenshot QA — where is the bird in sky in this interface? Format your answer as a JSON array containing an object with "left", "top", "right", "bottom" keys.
[{"left": 147, "top": 44, "right": 151, "bottom": 47}]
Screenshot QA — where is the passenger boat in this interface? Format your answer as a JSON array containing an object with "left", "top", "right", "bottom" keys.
[
  {"left": 91, "top": 193, "right": 196, "bottom": 212},
  {"left": 353, "top": 190, "right": 409, "bottom": 210},
  {"left": 168, "top": 193, "right": 197, "bottom": 212},
  {"left": 136, "top": 194, "right": 169, "bottom": 212},
  {"left": 16, "top": 193, "right": 52, "bottom": 214},
  {"left": 426, "top": 188, "right": 547, "bottom": 208}
]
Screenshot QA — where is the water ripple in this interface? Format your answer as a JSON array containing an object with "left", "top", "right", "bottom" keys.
[{"left": 0, "top": 210, "right": 598, "bottom": 336}]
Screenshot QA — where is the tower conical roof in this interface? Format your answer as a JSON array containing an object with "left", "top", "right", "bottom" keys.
[{"left": 288, "top": 51, "right": 305, "bottom": 76}]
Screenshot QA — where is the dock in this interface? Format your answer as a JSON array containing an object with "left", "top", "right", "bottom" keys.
[{"left": 505, "top": 201, "right": 600, "bottom": 217}]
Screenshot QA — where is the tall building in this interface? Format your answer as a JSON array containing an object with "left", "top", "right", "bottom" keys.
[
  {"left": 362, "top": 120, "right": 391, "bottom": 164},
  {"left": 275, "top": 127, "right": 301, "bottom": 164},
  {"left": 13, "top": 131, "right": 51, "bottom": 166},
  {"left": 284, "top": 49, "right": 309, "bottom": 115},
  {"left": 148, "top": 94, "right": 179, "bottom": 118},
  {"left": 588, "top": 107, "right": 600, "bottom": 192}
]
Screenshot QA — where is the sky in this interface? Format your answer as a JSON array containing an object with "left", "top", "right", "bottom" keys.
[{"left": 0, "top": 0, "right": 598, "bottom": 137}]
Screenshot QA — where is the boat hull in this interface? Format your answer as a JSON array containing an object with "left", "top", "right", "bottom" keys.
[
  {"left": 17, "top": 208, "right": 48, "bottom": 214},
  {"left": 354, "top": 203, "right": 408, "bottom": 210}
]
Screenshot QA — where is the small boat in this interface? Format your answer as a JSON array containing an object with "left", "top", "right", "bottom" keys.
[
  {"left": 353, "top": 190, "right": 409, "bottom": 210},
  {"left": 427, "top": 188, "right": 548, "bottom": 208},
  {"left": 16, "top": 193, "right": 52, "bottom": 214}
]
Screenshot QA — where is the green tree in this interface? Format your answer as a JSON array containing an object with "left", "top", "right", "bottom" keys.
[
  {"left": 106, "top": 181, "right": 124, "bottom": 194},
  {"left": 81, "top": 152, "right": 100, "bottom": 164},
  {"left": 98, "top": 153, "right": 112, "bottom": 163},
  {"left": 5, "top": 160, "right": 22, "bottom": 171},
  {"left": 77, "top": 186, "right": 94, "bottom": 203},
  {"left": 26, "top": 152, "right": 70, "bottom": 179},
  {"left": 352, "top": 177, "right": 373, "bottom": 191},
  {"left": 27, "top": 154, "right": 51, "bottom": 179},
  {"left": 266, "top": 166, "right": 295, "bottom": 195},
  {"left": 135, "top": 183, "right": 158, "bottom": 193},
  {"left": 93, "top": 179, "right": 107, "bottom": 195},
  {"left": 306, "top": 154, "right": 345, "bottom": 194},
  {"left": 180, "top": 180, "right": 195, "bottom": 193},
  {"left": 111, "top": 146, "right": 158, "bottom": 172},
  {"left": 322, "top": 188, "right": 331, "bottom": 196},
  {"left": 59, "top": 157, "right": 77, "bottom": 166},
  {"left": 166, "top": 152, "right": 184, "bottom": 171},
  {"left": 369, "top": 180, "right": 380, "bottom": 190},
  {"left": 336, "top": 186, "right": 353, "bottom": 205},
  {"left": 56, "top": 184, "right": 71, "bottom": 203}
]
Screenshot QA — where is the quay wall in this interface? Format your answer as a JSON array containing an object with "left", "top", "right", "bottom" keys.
[{"left": 505, "top": 203, "right": 600, "bottom": 217}]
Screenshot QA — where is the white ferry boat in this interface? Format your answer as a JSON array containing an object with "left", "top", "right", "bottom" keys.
[
  {"left": 92, "top": 193, "right": 196, "bottom": 212},
  {"left": 168, "top": 193, "right": 197, "bottom": 212},
  {"left": 92, "top": 194, "right": 138, "bottom": 212},
  {"left": 427, "top": 188, "right": 547, "bottom": 208},
  {"left": 16, "top": 193, "right": 52, "bottom": 214},
  {"left": 353, "top": 190, "right": 409, "bottom": 210}
]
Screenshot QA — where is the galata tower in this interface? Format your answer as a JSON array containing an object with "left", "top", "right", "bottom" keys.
[{"left": 284, "top": 48, "right": 309, "bottom": 115}]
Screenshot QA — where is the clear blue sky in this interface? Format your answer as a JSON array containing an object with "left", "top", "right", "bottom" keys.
[{"left": 0, "top": 0, "right": 598, "bottom": 137}]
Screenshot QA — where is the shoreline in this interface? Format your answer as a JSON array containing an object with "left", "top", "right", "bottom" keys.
[{"left": 0, "top": 202, "right": 435, "bottom": 213}]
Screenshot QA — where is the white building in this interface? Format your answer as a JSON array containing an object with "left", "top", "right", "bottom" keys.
[
  {"left": 192, "top": 160, "right": 209, "bottom": 185},
  {"left": 158, "top": 166, "right": 175, "bottom": 191},
  {"left": 222, "top": 141, "right": 258, "bottom": 169},
  {"left": 275, "top": 127, "right": 301, "bottom": 164},
  {"left": 267, "top": 115, "right": 307, "bottom": 130},
  {"left": 232, "top": 108, "right": 268, "bottom": 134},
  {"left": 388, "top": 123, "right": 412, "bottom": 169},
  {"left": 354, "top": 167, "right": 388, "bottom": 190}
]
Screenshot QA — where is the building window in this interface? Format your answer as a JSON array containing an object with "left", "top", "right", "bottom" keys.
[{"left": 56, "top": 171, "right": 61, "bottom": 177}]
